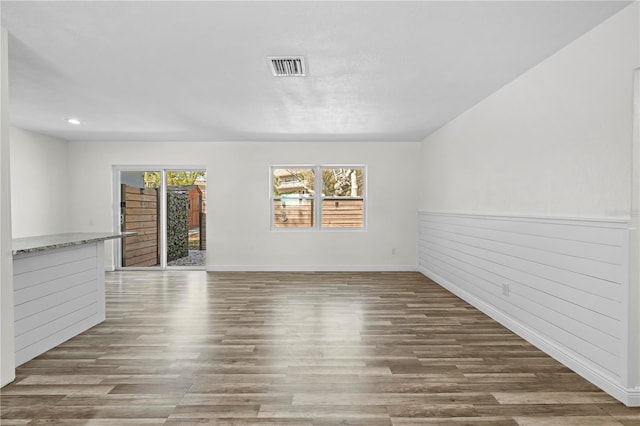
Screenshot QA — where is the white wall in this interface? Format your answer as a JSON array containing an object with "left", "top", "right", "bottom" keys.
[
  {"left": 67, "top": 141, "right": 421, "bottom": 270},
  {"left": 420, "top": 2, "right": 639, "bottom": 219},
  {"left": 4, "top": 112, "right": 70, "bottom": 387},
  {"left": 1, "top": 28, "right": 16, "bottom": 387},
  {"left": 10, "top": 127, "right": 69, "bottom": 238},
  {"left": 632, "top": 68, "right": 640, "bottom": 391},
  {"left": 419, "top": 3, "right": 640, "bottom": 406}
]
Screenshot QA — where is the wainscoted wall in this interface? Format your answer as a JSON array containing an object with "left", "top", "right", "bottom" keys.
[
  {"left": 13, "top": 243, "right": 105, "bottom": 367},
  {"left": 418, "top": 211, "right": 638, "bottom": 406}
]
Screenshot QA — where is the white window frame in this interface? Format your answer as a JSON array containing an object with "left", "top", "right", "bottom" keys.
[{"left": 270, "top": 164, "right": 367, "bottom": 232}]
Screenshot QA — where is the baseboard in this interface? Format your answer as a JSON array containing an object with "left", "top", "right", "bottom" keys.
[
  {"left": 628, "top": 388, "right": 640, "bottom": 406},
  {"left": 419, "top": 265, "right": 639, "bottom": 407},
  {"left": 104, "top": 264, "right": 418, "bottom": 272},
  {"left": 208, "top": 264, "right": 419, "bottom": 272}
]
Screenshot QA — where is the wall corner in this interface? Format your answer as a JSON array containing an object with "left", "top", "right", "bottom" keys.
[{"left": 1, "top": 27, "right": 16, "bottom": 387}]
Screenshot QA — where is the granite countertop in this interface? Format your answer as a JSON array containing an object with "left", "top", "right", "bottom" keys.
[{"left": 13, "top": 232, "right": 134, "bottom": 255}]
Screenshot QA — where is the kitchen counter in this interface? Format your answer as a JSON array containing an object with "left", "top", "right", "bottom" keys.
[
  {"left": 13, "top": 232, "right": 132, "bottom": 254},
  {"left": 11, "top": 232, "right": 129, "bottom": 367}
]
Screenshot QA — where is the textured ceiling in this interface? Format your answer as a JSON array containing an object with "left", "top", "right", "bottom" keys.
[{"left": 0, "top": 1, "right": 632, "bottom": 142}]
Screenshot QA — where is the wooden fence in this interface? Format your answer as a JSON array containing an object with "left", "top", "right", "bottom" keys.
[
  {"left": 121, "top": 185, "right": 159, "bottom": 267},
  {"left": 321, "top": 198, "right": 364, "bottom": 228},
  {"left": 273, "top": 199, "right": 314, "bottom": 228},
  {"left": 200, "top": 213, "right": 207, "bottom": 250},
  {"left": 273, "top": 198, "right": 363, "bottom": 228}
]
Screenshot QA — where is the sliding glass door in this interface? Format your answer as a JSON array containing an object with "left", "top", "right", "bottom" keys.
[
  {"left": 117, "top": 168, "right": 206, "bottom": 270},
  {"left": 120, "top": 170, "right": 161, "bottom": 267},
  {"left": 165, "top": 170, "right": 206, "bottom": 268}
]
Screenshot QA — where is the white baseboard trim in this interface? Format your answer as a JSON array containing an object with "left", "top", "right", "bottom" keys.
[
  {"left": 208, "top": 264, "right": 419, "bottom": 272},
  {"left": 419, "top": 265, "right": 639, "bottom": 407},
  {"left": 104, "top": 264, "right": 115, "bottom": 272},
  {"left": 628, "top": 388, "right": 640, "bottom": 407}
]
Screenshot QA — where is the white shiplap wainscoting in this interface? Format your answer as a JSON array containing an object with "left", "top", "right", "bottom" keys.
[
  {"left": 418, "top": 211, "right": 639, "bottom": 406},
  {"left": 13, "top": 243, "right": 105, "bottom": 367}
]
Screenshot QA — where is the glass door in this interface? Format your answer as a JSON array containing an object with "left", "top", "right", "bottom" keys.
[
  {"left": 119, "top": 170, "right": 161, "bottom": 268},
  {"left": 166, "top": 170, "right": 206, "bottom": 268},
  {"left": 117, "top": 168, "right": 206, "bottom": 270}
]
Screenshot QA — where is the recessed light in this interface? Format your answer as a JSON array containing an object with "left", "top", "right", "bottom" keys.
[{"left": 66, "top": 117, "right": 81, "bottom": 125}]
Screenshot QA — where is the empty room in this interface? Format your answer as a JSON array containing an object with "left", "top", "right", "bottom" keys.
[{"left": 1, "top": 1, "right": 639, "bottom": 424}]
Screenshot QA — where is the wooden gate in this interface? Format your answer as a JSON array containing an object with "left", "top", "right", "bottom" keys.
[
  {"left": 121, "top": 184, "right": 159, "bottom": 267},
  {"left": 187, "top": 187, "right": 202, "bottom": 229}
]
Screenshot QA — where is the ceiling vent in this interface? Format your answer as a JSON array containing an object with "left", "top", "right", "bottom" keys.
[{"left": 269, "top": 56, "right": 306, "bottom": 77}]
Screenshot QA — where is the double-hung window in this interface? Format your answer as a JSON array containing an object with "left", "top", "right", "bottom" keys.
[{"left": 271, "top": 165, "right": 366, "bottom": 230}]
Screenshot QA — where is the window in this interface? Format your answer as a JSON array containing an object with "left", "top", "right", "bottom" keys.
[
  {"left": 272, "top": 167, "right": 315, "bottom": 229},
  {"left": 320, "top": 167, "right": 365, "bottom": 229},
  {"left": 271, "top": 165, "right": 366, "bottom": 230}
]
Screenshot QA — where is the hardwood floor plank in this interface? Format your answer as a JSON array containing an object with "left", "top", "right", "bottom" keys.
[
  {"left": 28, "top": 420, "right": 165, "bottom": 425},
  {"left": 181, "top": 393, "right": 294, "bottom": 406},
  {"left": 168, "top": 404, "right": 261, "bottom": 419},
  {"left": 165, "top": 419, "right": 314, "bottom": 426},
  {"left": 474, "top": 403, "right": 609, "bottom": 416},
  {"left": 391, "top": 417, "right": 519, "bottom": 425},
  {"left": 513, "top": 417, "right": 625, "bottom": 425},
  {"left": 55, "top": 394, "right": 184, "bottom": 406},
  {"left": 492, "top": 391, "right": 619, "bottom": 404},
  {"left": 16, "top": 375, "right": 105, "bottom": 385},
  {"left": 258, "top": 404, "right": 389, "bottom": 418},
  {"left": 616, "top": 418, "right": 640, "bottom": 426},
  {"left": 1, "top": 385, "right": 115, "bottom": 395},
  {"left": 1, "top": 271, "right": 638, "bottom": 424},
  {"left": 108, "top": 382, "right": 193, "bottom": 394},
  {"left": 385, "top": 403, "right": 477, "bottom": 417}
]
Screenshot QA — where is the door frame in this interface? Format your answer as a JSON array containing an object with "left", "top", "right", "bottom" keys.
[{"left": 113, "top": 165, "right": 206, "bottom": 270}]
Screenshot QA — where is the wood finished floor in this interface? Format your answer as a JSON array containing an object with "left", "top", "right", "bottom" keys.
[{"left": 2, "top": 271, "right": 639, "bottom": 425}]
